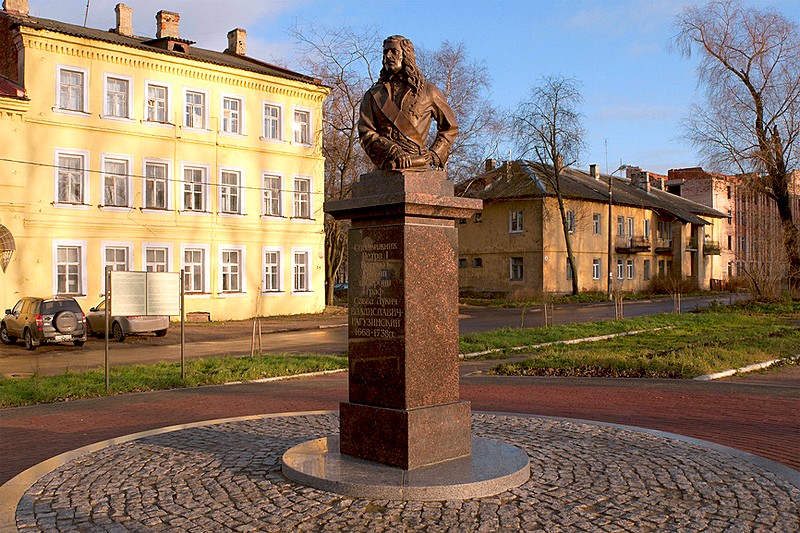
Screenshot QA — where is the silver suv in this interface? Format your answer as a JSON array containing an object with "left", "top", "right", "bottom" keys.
[{"left": 1, "top": 297, "right": 88, "bottom": 350}]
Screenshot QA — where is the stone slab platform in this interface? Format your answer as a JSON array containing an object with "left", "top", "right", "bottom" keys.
[{"left": 5, "top": 412, "right": 800, "bottom": 532}]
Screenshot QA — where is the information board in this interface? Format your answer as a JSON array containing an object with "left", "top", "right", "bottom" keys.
[{"left": 110, "top": 271, "right": 181, "bottom": 316}]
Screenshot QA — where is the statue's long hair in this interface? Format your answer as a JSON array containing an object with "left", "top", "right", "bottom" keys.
[{"left": 378, "top": 35, "right": 425, "bottom": 94}]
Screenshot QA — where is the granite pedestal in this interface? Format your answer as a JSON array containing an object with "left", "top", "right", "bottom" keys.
[{"left": 283, "top": 170, "right": 529, "bottom": 498}]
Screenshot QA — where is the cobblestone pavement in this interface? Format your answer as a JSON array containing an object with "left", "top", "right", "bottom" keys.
[{"left": 15, "top": 413, "right": 800, "bottom": 532}]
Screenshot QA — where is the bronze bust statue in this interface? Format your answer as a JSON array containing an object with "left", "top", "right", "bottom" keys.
[{"left": 358, "top": 35, "right": 458, "bottom": 171}]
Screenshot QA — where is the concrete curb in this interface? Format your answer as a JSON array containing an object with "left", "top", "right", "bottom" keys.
[
  {"left": 459, "top": 327, "right": 675, "bottom": 359},
  {"left": 694, "top": 355, "right": 799, "bottom": 381}
]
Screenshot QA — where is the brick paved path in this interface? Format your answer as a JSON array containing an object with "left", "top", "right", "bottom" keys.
[
  {"left": 1, "top": 366, "right": 798, "bottom": 487},
  {"left": 14, "top": 413, "right": 800, "bottom": 532}
]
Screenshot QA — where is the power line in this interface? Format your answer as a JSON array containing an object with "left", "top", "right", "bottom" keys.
[{"left": 0, "top": 157, "right": 327, "bottom": 197}]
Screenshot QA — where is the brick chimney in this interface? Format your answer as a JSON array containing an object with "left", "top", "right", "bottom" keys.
[
  {"left": 114, "top": 4, "right": 133, "bottom": 37},
  {"left": 627, "top": 167, "right": 651, "bottom": 193},
  {"left": 589, "top": 164, "right": 598, "bottom": 179},
  {"left": 226, "top": 28, "right": 246, "bottom": 55},
  {"left": 156, "top": 10, "right": 180, "bottom": 39},
  {"left": 3, "top": 0, "right": 30, "bottom": 15}
]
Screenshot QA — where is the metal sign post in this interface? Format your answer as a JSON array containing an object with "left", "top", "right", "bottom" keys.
[
  {"left": 104, "top": 266, "right": 111, "bottom": 392},
  {"left": 180, "top": 269, "right": 185, "bottom": 381}
]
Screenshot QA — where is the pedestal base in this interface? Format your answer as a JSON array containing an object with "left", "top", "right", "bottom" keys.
[
  {"left": 340, "top": 401, "right": 471, "bottom": 469},
  {"left": 281, "top": 436, "right": 530, "bottom": 501}
]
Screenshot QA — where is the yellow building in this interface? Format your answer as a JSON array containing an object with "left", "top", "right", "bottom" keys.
[
  {"left": 0, "top": 1, "right": 329, "bottom": 320},
  {"left": 456, "top": 161, "right": 727, "bottom": 296}
]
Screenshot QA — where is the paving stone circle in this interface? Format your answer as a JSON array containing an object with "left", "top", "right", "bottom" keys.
[{"left": 15, "top": 413, "right": 800, "bottom": 532}]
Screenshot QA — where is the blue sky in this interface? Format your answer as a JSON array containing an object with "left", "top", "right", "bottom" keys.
[{"left": 27, "top": 0, "right": 800, "bottom": 175}]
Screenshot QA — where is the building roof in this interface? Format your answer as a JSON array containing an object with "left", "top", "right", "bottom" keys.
[
  {"left": 0, "top": 73, "right": 26, "bottom": 98},
  {"left": 1, "top": 11, "right": 322, "bottom": 87},
  {"left": 457, "top": 160, "right": 728, "bottom": 225}
]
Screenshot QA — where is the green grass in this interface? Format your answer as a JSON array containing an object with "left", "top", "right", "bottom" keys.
[
  {"left": 487, "top": 303, "right": 799, "bottom": 378},
  {"left": 0, "top": 354, "right": 347, "bottom": 408}
]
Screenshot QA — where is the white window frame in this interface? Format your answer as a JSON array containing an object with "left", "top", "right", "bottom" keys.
[
  {"left": 644, "top": 219, "right": 651, "bottom": 241},
  {"left": 144, "top": 80, "right": 171, "bottom": 124},
  {"left": 102, "top": 73, "right": 134, "bottom": 120},
  {"left": 617, "top": 259, "right": 624, "bottom": 280},
  {"left": 101, "top": 242, "right": 133, "bottom": 294},
  {"left": 592, "top": 258, "right": 601, "bottom": 280},
  {"left": 55, "top": 65, "right": 89, "bottom": 115},
  {"left": 218, "top": 167, "right": 245, "bottom": 216},
  {"left": 617, "top": 216, "right": 625, "bottom": 237},
  {"left": 627, "top": 217, "right": 635, "bottom": 237},
  {"left": 262, "top": 246, "right": 284, "bottom": 293},
  {"left": 180, "top": 163, "right": 211, "bottom": 214},
  {"left": 510, "top": 257, "right": 524, "bottom": 281},
  {"left": 627, "top": 259, "right": 634, "bottom": 280},
  {"left": 292, "top": 176, "right": 313, "bottom": 219},
  {"left": 142, "top": 242, "right": 173, "bottom": 273},
  {"left": 142, "top": 158, "right": 172, "bottom": 211},
  {"left": 220, "top": 93, "right": 245, "bottom": 136},
  {"left": 292, "top": 106, "right": 312, "bottom": 146},
  {"left": 509, "top": 210, "right": 523, "bottom": 233},
  {"left": 180, "top": 244, "right": 211, "bottom": 296},
  {"left": 183, "top": 87, "right": 209, "bottom": 131},
  {"left": 592, "top": 213, "right": 601, "bottom": 235},
  {"left": 262, "top": 101, "right": 283, "bottom": 142},
  {"left": 53, "top": 239, "right": 87, "bottom": 297},
  {"left": 100, "top": 153, "right": 133, "bottom": 210},
  {"left": 262, "top": 172, "right": 283, "bottom": 217},
  {"left": 54, "top": 148, "right": 90, "bottom": 207},
  {"left": 291, "top": 247, "right": 313, "bottom": 294},
  {"left": 218, "top": 245, "right": 246, "bottom": 295}
]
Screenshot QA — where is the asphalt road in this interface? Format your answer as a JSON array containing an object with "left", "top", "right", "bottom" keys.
[{"left": 0, "top": 294, "right": 746, "bottom": 377}]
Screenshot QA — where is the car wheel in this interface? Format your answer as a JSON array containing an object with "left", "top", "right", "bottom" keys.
[
  {"left": 155, "top": 329, "right": 167, "bottom": 337},
  {"left": 112, "top": 322, "right": 126, "bottom": 342},
  {"left": 1, "top": 324, "right": 16, "bottom": 345},
  {"left": 73, "top": 340, "right": 85, "bottom": 347},
  {"left": 24, "top": 329, "right": 36, "bottom": 351}
]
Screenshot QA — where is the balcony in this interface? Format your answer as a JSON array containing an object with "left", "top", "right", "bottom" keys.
[
  {"left": 615, "top": 236, "right": 651, "bottom": 254},
  {"left": 654, "top": 238, "right": 672, "bottom": 253},
  {"left": 703, "top": 240, "right": 721, "bottom": 255}
]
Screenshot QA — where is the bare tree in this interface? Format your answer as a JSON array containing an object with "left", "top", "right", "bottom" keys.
[
  {"left": 418, "top": 41, "right": 507, "bottom": 184},
  {"left": 673, "top": 0, "right": 800, "bottom": 298},
  {"left": 512, "top": 75, "right": 586, "bottom": 295},
  {"left": 291, "top": 24, "right": 381, "bottom": 305}
]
